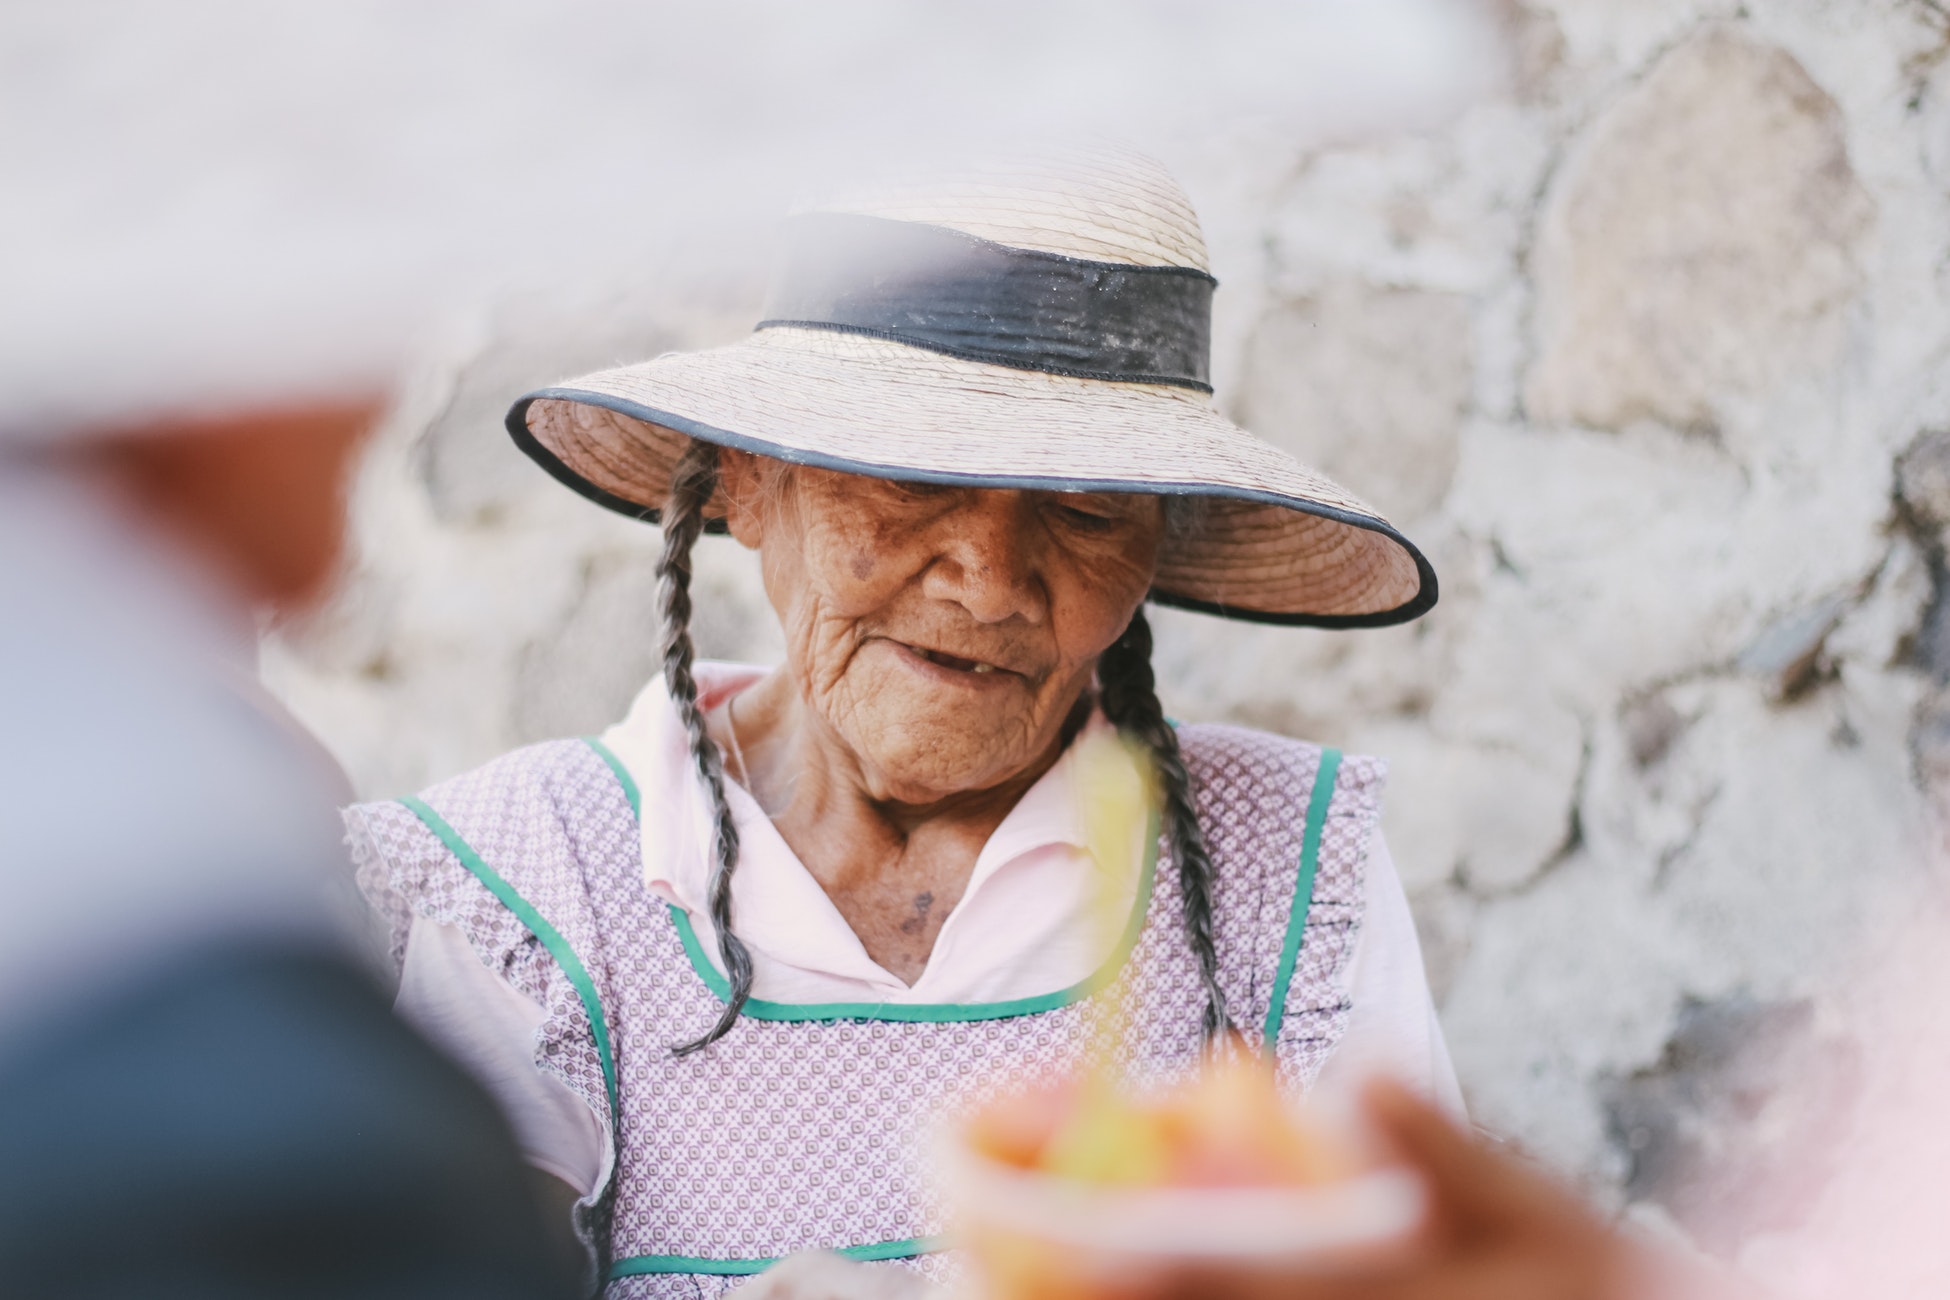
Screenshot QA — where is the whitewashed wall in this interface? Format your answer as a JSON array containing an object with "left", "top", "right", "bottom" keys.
[{"left": 266, "top": 0, "right": 1950, "bottom": 1251}]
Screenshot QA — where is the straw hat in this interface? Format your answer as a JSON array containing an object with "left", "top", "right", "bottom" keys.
[{"left": 507, "top": 148, "right": 1436, "bottom": 627}]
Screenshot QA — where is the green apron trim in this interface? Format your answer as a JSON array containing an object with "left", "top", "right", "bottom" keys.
[
  {"left": 609, "top": 1234, "right": 949, "bottom": 1279},
  {"left": 397, "top": 794, "right": 620, "bottom": 1120},
  {"left": 664, "top": 803, "right": 1160, "bottom": 1023},
  {"left": 1262, "top": 747, "right": 1342, "bottom": 1051},
  {"left": 584, "top": 736, "right": 641, "bottom": 818}
]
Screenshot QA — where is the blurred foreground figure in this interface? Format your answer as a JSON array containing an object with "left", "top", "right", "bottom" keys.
[{"left": 0, "top": 404, "right": 579, "bottom": 1297}]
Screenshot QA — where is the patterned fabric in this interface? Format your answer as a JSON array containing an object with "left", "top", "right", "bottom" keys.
[{"left": 346, "top": 724, "right": 1384, "bottom": 1298}]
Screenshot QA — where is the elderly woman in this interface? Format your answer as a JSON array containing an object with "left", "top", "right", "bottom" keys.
[{"left": 348, "top": 149, "right": 1455, "bottom": 1295}]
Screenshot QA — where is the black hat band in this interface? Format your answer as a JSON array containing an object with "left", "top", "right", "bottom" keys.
[{"left": 756, "top": 213, "right": 1216, "bottom": 392}]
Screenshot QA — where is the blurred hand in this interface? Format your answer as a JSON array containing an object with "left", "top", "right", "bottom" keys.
[{"left": 1109, "top": 1078, "right": 1657, "bottom": 1300}]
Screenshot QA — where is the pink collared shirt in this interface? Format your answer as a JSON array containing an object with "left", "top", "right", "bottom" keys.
[
  {"left": 396, "top": 664, "right": 1460, "bottom": 1196},
  {"left": 613, "top": 663, "right": 1150, "bottom": 1005}
]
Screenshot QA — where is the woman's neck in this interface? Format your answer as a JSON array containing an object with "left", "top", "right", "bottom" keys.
[{"left": 706, "top": 667, "right": 1079, "bottom": 985}]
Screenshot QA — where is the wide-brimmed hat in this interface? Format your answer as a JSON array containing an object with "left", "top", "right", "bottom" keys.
[{"left": 506, "top": 148, "right": 1436, "bottom": 627}]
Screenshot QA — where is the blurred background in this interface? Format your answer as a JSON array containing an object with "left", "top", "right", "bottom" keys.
[{"left": 20, "top": 0, "right": 1950, "bottom": 1271}]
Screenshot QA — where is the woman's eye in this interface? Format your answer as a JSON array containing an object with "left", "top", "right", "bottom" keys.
[
  {"left": 889, "top": 480, "right": 954, "bottom": 504},
  {"left": 1054, "top": 504, "right": 1119, "bottom": 532}
]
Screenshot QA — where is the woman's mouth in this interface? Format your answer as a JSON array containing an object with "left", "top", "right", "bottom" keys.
[
  {"left": 913, "top": 646, "right": 998, "bottom": 673},
  {"left": 906, "top": 644, "right": 1005, "bottom": 675}
]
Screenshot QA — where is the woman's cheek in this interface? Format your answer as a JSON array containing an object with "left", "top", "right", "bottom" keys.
[
  {"left": 781, "top": 600, "right": 876, "bottom": 715},
  {"left": 1053, "top": 545, "right": 1157, "bottom": 651},
  {"left": 804, "top": 526, "right": 915, "bottom": 612},
  {"left": 756, "top": 540, "right": 836, "bottom": 676}
]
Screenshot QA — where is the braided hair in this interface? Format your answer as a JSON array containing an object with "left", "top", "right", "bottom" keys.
[
  {"left": 1097, "top": 606, "right": 1230, "bottom": 1045},
  {"left": 659, "top": 449, "right": 1226, "bottom": 1052},
  {"left": 660, "top": 440, "right": 755, "bottom": 1055}
]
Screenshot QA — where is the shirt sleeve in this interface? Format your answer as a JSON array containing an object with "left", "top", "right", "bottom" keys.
[
  {"left": 1312, "top": 829, "right": 1466, "bottom": 1116},
  {"left": 395, "top": 916, "right": 608, "bottom": 1196}
]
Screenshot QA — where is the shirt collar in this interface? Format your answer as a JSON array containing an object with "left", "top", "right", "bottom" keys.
[{"left": 598, "top": 662, "right": 1134, "bottom": 991}]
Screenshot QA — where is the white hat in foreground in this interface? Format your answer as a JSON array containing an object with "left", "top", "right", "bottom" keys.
[{"left": 509, "top": 148, "right": 1436, "bottom": 627}]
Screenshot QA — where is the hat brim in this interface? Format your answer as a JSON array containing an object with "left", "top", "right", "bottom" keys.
[{"left": 506, "top": 327, "right": 1436, "bottom": 628}]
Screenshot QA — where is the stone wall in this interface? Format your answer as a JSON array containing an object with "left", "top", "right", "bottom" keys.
[{"left": 265, "top": 0, "right": 1950, "bottom": 1249}]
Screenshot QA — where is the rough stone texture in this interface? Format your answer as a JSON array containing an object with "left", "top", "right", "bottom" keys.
[
  {"left": 1896, "top": 429, "right": 1950, "bottom": 533},
  {"left": 1526, "top": 25, "right": 1874, "bottom": 437},
  {"left": 265, "top": 0, "right": 1950, "bottom": 1261},
  {"left": 1605, "top": 994, "right": 1862, "bottom": 1254},
  {"left": 1237, "top": 284, "right": 1473, "bottom": 522}
]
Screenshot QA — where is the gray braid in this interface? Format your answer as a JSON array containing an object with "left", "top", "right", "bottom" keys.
[
  {"left": 660, "top": 440, "right": 754, "bottom": 1055},
  {"left": 1097, "top": 606, "right": 1229, "bottom": 1045}
]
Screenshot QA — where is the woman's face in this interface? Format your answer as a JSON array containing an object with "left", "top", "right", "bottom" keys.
[{"left": 720, "top": 452, "right": 1164, "bottom": 804}]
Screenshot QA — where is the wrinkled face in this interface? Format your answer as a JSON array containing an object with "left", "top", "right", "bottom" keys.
[{"left": 720, "top": 452, "right": 1164, "bottom": 804}]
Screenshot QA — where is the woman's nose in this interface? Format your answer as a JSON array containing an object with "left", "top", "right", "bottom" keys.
[{"left": 922, "top": 492, "right": 1048, "bottom": 625}]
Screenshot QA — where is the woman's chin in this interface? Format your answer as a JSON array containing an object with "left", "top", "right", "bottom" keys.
[
  {"left": 856, "top": 738, "right": 1041, "bottom": 804},
  {"left": 843, "top": 715, "right": 1050, "bottom": 805},
  {"left": 828, "top": 654, "right": 1066, "bottom": 801}
]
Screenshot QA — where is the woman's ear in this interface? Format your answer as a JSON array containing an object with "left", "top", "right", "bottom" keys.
[{"left": 716, "top": 447, "right": 767, "bottom": 550}]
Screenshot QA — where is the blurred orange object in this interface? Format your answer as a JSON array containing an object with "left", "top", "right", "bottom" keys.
[{"left": 946, "top": 1055, "right": 1425, "bottom": 1300}]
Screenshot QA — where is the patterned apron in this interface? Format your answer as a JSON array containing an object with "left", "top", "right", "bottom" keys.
[{"left": 348, "top": 724, "right": 1383, "bottom": 1297}]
